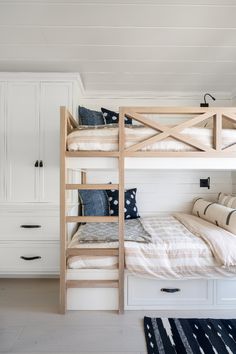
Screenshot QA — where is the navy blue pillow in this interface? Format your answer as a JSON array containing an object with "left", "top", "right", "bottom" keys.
[
  {"left": 79, "top": 106, "right": 104, "bottom": 126},
  {"left": 79, "top": 190, "right": 109, "bottom": 216},
  {"left": 106, "top": 188, "right": 139, "bottom": 219},
  {"left": 101, "top": 108, "right": 132, "bottom": 125}
]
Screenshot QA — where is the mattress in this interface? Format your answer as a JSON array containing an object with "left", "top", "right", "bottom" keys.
[
  {"left": 68, "top": 215, "right": 236, "bottom": 279},
  {"left": 67, "top": 125, "right": 236, "bottom": 152}
]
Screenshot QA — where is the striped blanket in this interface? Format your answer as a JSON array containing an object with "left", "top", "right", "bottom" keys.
[{"left": 125, "top": 214, "right": 236, "bottom": 279}]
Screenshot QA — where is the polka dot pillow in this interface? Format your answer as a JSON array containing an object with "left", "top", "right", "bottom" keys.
[
  {"left": 101, "top": 107, "right": 132, "bottom": 125},
  {"left": 106, "top": 188, "right": 139, "bottom": 219}
]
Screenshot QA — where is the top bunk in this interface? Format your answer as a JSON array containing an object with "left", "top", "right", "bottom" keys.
[{"left": 61, "top": 106, "right": 236, "bottom": 170}]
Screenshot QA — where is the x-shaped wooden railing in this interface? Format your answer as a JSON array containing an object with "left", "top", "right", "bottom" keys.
[{"left": 119, "top": 107, "right": 236, "bottom": 156}]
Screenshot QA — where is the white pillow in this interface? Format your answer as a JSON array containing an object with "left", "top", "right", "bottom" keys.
[
  {"left": 218, "top": 192, "right": 236, "bottom": 208},
  {"left": 192, "top": 198, "right": 236, "bottom": 235}
]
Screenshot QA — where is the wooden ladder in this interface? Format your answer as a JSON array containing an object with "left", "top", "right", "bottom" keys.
[{"left": 59, "top": 106, "right": 125, "bottom": 314}]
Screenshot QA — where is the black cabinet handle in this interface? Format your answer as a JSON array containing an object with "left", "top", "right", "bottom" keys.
[
  {"left": 161, "top": 288, "right": 180, "bottom": 293},
  {"left": 39, "top": 160, "right": 43, "bottom": 167},
  {"left": 20, "top": 256, "right": 42, "bottom": 261},
  {"left": 20, "top": 225, "right": 41, "bottom": 229},
  {"left": 34, "top": 160, "right": 39, "bottom": 167}
]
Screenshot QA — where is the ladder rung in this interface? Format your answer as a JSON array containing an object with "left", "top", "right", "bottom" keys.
[
  {"left": 66, "top": 248, "right": 119, "bottom": 257},
  {"left": 66, "top": 280, "right": 118, "bottom": 288},
  {"left": 66, "top": 184, "right": 119, "bottom": 190},
  {"left": 66, "top": 151, "right": 119, "bottom": 157},
  {"left": 66, "top": 216, "right": 119, "bottom": 223}
]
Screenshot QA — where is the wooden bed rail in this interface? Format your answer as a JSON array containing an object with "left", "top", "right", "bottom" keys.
[
  {"left": 120, "top": 107, "right": 236, "bottom": 156},
  {"left": 61, "top": 106, "right": 236, "bottom": 157}
]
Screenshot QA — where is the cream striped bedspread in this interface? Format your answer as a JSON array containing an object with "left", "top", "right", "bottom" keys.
[
  {"left": 67, "top": 125, "right": 236, "bottom": 152},
  {"left": 68, "top": 215, "right": 236, "bottom": 278}
]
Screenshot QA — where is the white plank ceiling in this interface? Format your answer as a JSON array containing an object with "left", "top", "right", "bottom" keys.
[{"left": 0, "top": 0, "right": 236, "bottom": 95}]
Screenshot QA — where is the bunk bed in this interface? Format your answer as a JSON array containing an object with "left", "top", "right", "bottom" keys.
[{"left": 60, "top": 106, "right": 236, "bottom": 313}]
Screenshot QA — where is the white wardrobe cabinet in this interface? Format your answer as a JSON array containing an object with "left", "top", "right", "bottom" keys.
[
  {"left": 6, "top": 82, "right": 40, "bottom": 202},
  {"left": 4, "top": 81, "right": 73, "bottom": 203},
  {"left": 0, "top": 82, "right": 5, "bottom": 201},
  {"left": 0, "top": 75, "right": 78, "bottom": 276}
]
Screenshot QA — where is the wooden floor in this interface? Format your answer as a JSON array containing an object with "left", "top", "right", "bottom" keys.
[{"left": 1, "top": 279, "right": 236, "bottom": 354}]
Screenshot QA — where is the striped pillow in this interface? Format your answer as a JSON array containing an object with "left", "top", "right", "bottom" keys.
[
  {"left": 218, "top": 192, "right": 236, "bottom": 208},
  {"left": 192, "top": 198, "right": 236, "bottom": 234}
]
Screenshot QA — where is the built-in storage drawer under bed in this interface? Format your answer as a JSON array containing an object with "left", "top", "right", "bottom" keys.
[
  {"left": 127, "top": 275, "right": 213, "bottom": 308},
  {"left": 126, "top": 275, "right": 236, "bottom": 309},
  {"left": 0, "top": 242, "right": 59, "bottom": 275}
]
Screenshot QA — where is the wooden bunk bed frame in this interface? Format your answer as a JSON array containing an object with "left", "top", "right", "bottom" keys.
[{"left": 60, "top": 106, "right": 236, "bottom": 314}]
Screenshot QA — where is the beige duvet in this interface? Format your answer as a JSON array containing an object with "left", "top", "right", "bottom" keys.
[{"left": 69, "top": 214, "right": 236, "bottom": 279}]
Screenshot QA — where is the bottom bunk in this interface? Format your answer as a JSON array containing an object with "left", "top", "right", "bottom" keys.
[{"left": 65, "top": 202, "right": 236, "bottom": 310}]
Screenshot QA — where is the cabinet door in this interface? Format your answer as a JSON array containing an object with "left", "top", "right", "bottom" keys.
[
  {"left": 6, "top": 83, "right": 40, "bottom": 202},
  {"left": 39, "top": 82, "right": 73, "bottom": 203},
  {"left": 0, "top": 82, "right": 5, "bottom": 201}
]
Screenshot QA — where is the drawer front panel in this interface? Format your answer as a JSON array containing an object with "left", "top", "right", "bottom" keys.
[
  {"left": 0, "top": 242, "right": 59, "bottom": 273},
  {"left": 127, "top": 276, "right": 213, "bottom": 306},
  {"left": 0, "top": 216, "right": 59, "bottom": 241},
  {"left": 216, "top": 279, "right": 236, "bottom": 306}
]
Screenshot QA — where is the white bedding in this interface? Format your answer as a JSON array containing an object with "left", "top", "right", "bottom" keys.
[
  {"left": 68, "top": 215, "right": 236, "bottom": 279},
  {"left": 67, "top": 125, "right": 236, "bottom": 152}
]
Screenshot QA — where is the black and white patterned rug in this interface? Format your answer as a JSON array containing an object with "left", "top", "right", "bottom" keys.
[{"left": 144, "top": 317, "right": 236, "bottom": 354}]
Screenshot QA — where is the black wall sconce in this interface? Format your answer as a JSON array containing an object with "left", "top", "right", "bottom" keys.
[
  {"left": 200, "top": 93, "right": 216, "bottom": 107},
  {"left": 200, "top": 177, "right": 210, "bottom": 189}
]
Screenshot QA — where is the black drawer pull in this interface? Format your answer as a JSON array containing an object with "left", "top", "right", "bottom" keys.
[
  {"left": 161, "top": 288, "right": 180, "bottom": 293},
  {"left": 39, "top": 160, "right": 43, "bottom": 167},
  {"left": 20, "top": 225, "right": 41, "bottom": 229},
  {"left": 20, "top": 256, "right": 42, "bottom": 261}
]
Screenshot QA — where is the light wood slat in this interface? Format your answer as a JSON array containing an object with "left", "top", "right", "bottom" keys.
[
  {"left": 67, "top": 111, "right": 78, "bottom": 128},
  {"left": 81, "top": 171, "right": 87, "bottom": 184},
  {"left": 118, "top": 107, "right": 125, "bottom": 315},
  {"left": 66, "top": 151, "right": 119, "bottom": 157},
  {"left": 123, "top": 107, "right": 236, "bottom": 114},
  {"left": 66, "top": 184, "right": 119, "bottom": 190},
  {"left": 125, "top": 111, "right": 215, "bottom": 152},
  {"left": 66, "top": 216, "right": 119, "bottom": 223},
  {"left": 59, "top": 106, "right": 67, "bottom": 315},
  {"left": 66, "top": 280, "right": 119, "bottom": 289},
  {"left": 222, "top": 113, "right": 236, "bottom": 123},
  {"left": 66, "top": 248, "right": 119, "bottom": 257},
  {"left": 124, "top": 151, "right": 236, "bottom": 157},
  {"left": 213, "top": 113, "right": 222, "bottom": 151},
  {"left": 125, "top": 111, "right": 214, "bottom": 129},
  {"left": 222, "top": 144, "right": 236, "bottom": 152}
]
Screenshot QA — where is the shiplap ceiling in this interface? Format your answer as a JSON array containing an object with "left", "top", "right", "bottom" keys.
[{"left": 0, "top": 0, "right": 236, "bottom": 96}]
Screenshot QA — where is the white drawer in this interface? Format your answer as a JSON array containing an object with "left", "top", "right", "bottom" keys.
[
  {"left": 216, "top": 279, "right": 236, "bottom": 306},
  {"left": 127, "top": 275, "right": 213, "bottom": 307},
  {"left": 0, "top": 242, "right": 59, "bottom": 274},
  {"left": 0, "top": 215, "right": 59, "bottom": 241}
]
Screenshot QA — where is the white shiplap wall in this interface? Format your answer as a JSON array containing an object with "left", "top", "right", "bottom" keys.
[
  {"left": 86, "top": 170, "right": 233, "bottom": 215},
  {"left": 79, "top": 95, "right": 232, "bottom": 111}
]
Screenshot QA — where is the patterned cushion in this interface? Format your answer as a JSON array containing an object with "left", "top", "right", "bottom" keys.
[
  {"left": 218, "top": 192, "right": 236, "bottom": 208},
  {"left": 78, "top": 190, "right": 109, "bottom": 216},
  {"left": 192, "top": 198, "right": 236, "bottom": 234},
  {"left": 101, "top": 107, "right": 132, "bottom": 125},
  {"left": 106, "top": 188, "right": 139, "bottom": 219},
  {"left": 74, "top": 219, "right": 151, "bottom": 243},
  {"left": 78, "top": 106, "right": 104, "bottom": 125}
]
